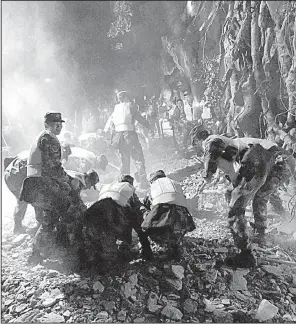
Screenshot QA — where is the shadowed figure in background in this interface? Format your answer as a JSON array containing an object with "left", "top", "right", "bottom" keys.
[
  {"left": 142, "top": 170, "right": 196, "bottom": 261},
  {"left": 191, "top": 126, "right": 296, "bottom": 267},
  {"left": 104, "top": 90, "right": 150, "bottom": 190},
  {"left": 79, "top": 174, "right": 152, "bottom": 273}
]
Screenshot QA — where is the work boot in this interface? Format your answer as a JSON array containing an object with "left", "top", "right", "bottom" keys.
[
  {"left": 225, "top": 249, "right": 257, "bottom": 269},
  {"left": 13, "top": 222, "right": 26, "bottom": 235}
]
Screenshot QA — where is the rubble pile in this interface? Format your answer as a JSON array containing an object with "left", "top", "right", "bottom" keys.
[{"left": 2, "top": 157, "right": 296, "bottom": 323}]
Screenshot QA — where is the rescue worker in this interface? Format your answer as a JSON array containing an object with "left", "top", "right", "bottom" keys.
[
  {"left": 81, "top": 174, "right": 152, "bottom": 272},
  {"left": 147, "top": 96, "right": 161, "bottom": 138},
  {"left": 56, "top": 169, "right": 100, "bottom": 252},
  {"left": 20, "top": 112, "right": 74, "bottom": 263},
  {"left": 4, "top": 144, "right": 72, "bottom": 234},
  {"left": 103, "top": 90, "right": 150, "bottom": 189},
  {"left": 176, "top": 99, "right": 194, "bottom": 148},
  {"left": 142, "top": 170, "right": 196, "bottom": 260},
  {"left": 191, "top": 127, "right": 296, "bottom": 267}
]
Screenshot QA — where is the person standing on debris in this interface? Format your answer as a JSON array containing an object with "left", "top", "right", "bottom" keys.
[
  {"left": 141, "top": 170, "right": 196, "bottom": 260},
  {"left": 81, "top": 174, "right": 152, "bottom": 271},
  {"left": 191, "top": 126, "right": 296, "bottom": 267},
  {"left": 20, "top": 112, "right": 74, "bottom": 263},
  {"left": 147, "top": 96, "right": 161, "bottom": 138},
  {"left": 104, "top": 90, "right": 150, "bottom": 189},
  {"left": 4, "top": 143, "right": 72, "bottom": 235}
]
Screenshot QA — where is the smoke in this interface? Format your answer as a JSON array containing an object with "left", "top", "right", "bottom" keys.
[{"left": 2, "top": 1, "right": 80, "bottom": 148}]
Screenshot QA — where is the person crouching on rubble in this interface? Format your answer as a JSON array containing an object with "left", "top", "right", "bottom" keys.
[
  {"left": 4, "top": 142, "right": 72, "bottom": 235},
  {"left": 56, "top": 169, "right": 100, "bottom": 253},
  {"left": 191, "top": 126, "right": 296, "bottom": 268},
  {"left": 141, "top": 170, "right": 196, "bottom": 261},
  {"left": 81, "top": 174, "right": 153, "bottom": 272},
  {"left": 20, "top": 112, "right": 75, "bottom": 263}
]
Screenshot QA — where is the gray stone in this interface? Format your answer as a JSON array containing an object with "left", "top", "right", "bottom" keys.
[
  {"left": 101, "top": 301, "right": 116, "bottom": 311},
  {"left": 204, "top": 299, "right": 216, "bottom": 313},
  {"left": 161, "top": 305, "right": 183, "bottom": 321},
  {"left": 148, "top": 292, "right": 162, "bottom": 313},
  {"left": 230, "top": 270, "right": 249, "bottom": 291},
  {"left": 129, "top": 274, "right": 138, "bottom": 285},
  {"left": 97, "top": 311, "right": 109, "bottom": 319},
  {"left": 15, "top": 304, "right": 27, "bottom": 313},
  {"left": 42, "top": 298, "right": 57, "bottom": 307},
  {"left": 171, "top": 265, "right": 185, "bottom": 280},
  {"left": 222, "top": 299, "right": 230, "bottom": 305},
  {"left": 214, "top": 247, "right": 228, "bottom": 253},
  {"left": 289, "top": 288, "right": 296, "bottom": 295},
  {"left": 262, "top": 265, "right": 282, "bottom": 278},
  {"left": 117, "top": 310, "right": 127, "bottom": 321},
  {"left": 255, "top": 299, "right": 278, "bottom": 321},
  {"left": 93, "top": 281, "right": 105, "bottom": 293},
  {"left": 183, "top": 299, "right": 198, "bottom": 314},
  {"left": 133, "top": 317, "right": 145, "bottom": 323},
  {"left": 40, "top": 312, "right": 65, "bottom": 322},
  {"left": 122, "top": 282, "right": 137, "bottom": 298},
  {"left": 63, "top": 310, "right": 71, "bottom": 317},
  {"left": 166, "top": 278, "right": 183, "bottom": 291},
  {"left": 213, "top": 309, "right": 233, "bottom": 323}
]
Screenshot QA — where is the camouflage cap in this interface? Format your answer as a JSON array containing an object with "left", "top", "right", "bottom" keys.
[
  {"left": 44, "top": 112, "right": 65, "bottom": 123},
  {"left": 149, "top": 170, "right": 166, "bottom": 183},
  {"left": 119, "top": 174, "right": 134, "bottom": 185}
]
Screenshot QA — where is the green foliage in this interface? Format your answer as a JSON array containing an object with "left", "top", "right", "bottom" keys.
[{"left": 107, "top": 1, "right": 133, "bottom": 39}]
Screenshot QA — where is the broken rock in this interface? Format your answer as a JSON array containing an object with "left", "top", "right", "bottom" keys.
[
  {"left": 161, "top": 305, "right": 183, "bottom": 321},
  {"left": 171, "top": 265, "right": 185, "bottom": 280},
  {"left": 117, "top": 310, "right": 127, "bottom": 321},
  {"left": 213, "top": 309, "right": 233, "bottom": 323},
  {"left": 183, "top": 299, "right": 198, "bottom": 314},
  {"left": 93, "top": 281, "right": 104, "bottom": 293},
  {"left": 230, "top": 270, "right": 249, "bottom": 291},
  {"left": 255, "top": 299, "right": 278, "bottom": 321},
  {"left": 40, "top": 312, "right": 65, "bottom": 322}
]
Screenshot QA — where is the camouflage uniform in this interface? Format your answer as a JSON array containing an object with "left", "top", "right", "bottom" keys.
[
  {"left": 21, "top": 130, "right": 72, "bottom": 258},
  {"left": 202, "top": 135, "right": 295, "bottom": 251},
  {"left": 81, "top": 177, "right": 152, "bottom": 271}
]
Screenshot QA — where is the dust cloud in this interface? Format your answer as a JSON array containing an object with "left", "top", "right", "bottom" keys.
[{"left": 2, "top": 1, "right": 80, "bottom": 151}]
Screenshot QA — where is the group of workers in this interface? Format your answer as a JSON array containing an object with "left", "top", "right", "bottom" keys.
[{"left": 3, "top": 89, "right": 296, "bottom": 269}]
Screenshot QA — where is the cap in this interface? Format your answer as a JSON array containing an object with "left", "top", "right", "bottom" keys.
[
  {"left": 44, "top": 112, "right": 65, "bottom": 123},
  {"left": 149, "top": 170, "right": 166, "bottom": 183},
  {"left": 119, "top": 174, "right": 134, "bottom": 185}
]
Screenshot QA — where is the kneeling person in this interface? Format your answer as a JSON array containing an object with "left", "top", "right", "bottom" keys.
[
  {"left": 82, "top": 175, "right": 152, "bottom": 271},
  {"left": 142, "top": 170, "right": 196, "bottom": 260}
]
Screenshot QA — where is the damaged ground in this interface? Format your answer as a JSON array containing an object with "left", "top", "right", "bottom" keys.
[{"left": 2, "top": 144, "right": 296, "bottom": 323}]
